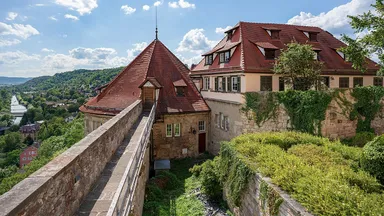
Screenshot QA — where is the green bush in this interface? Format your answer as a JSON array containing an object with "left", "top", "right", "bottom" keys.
[
  {"left": 361, "top": 135, "right": 384, "bottom": 184},
  {"left": 190, "top": 157, "right": 222, "bottom": 199},
  {"left": 219, "top": 132, "right": 384, "bottom": 216},
  {"left": 349, "top": 132, "right": 376, "bottom": 147}
]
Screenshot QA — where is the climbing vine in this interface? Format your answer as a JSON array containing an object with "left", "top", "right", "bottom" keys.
[
  {"left": 219, "top": 142, "right": 252, "bottom": 206},
  {"left": 242, "top": 92, "right": 280, "bottom": 126},
  {"left": 243, "top": 90, "right": 332, "bottom": 135},
  {"left": 260, "top": 181, "right": 284, "bottom": 216},
  {"left": 350, "top": 86, "right": 384, "bottom": 133}
]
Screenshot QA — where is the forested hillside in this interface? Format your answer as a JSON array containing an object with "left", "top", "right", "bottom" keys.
[{"left": 17, "top": 67, "right": 124, "bottom": 92}]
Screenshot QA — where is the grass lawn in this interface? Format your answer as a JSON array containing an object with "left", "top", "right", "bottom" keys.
[{"left": 143, "top": 154, "right": 228, "bottom": 216}]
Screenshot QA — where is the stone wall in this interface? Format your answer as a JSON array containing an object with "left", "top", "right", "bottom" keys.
[
  {"left": 153, "top": 112, "right": 210, "bottom": 159},
  {"left": 206, "top": 99, "right": 243, "bottom": 155},
  {"left": 84, "top": 113, "right": 113, "bottom": 135},
  {"left": 131, "top": 146, "right": 150, "bottom": 216},
  {"left": 224, "top": 173, "right": 312, "bottom": 216},
  {"left": 0, "top": 100, "right": 143, "bottom": 216}
]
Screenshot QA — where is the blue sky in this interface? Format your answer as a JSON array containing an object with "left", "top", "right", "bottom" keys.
[{"left": 0, "top": 0, "right": 375, "bottom": 77}]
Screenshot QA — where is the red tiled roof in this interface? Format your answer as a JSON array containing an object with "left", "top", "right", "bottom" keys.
[
  {"left": 173, "top": 79, "right": 187, "bottom": 87},
  {"left": 80, "top": 40, "right": 210, "bottom": 116},
  {"left": 192, "top": 22, "right": 379, "bottom": 75},
  {"left": 254, "top": 42, "right": 279, "bottom": 49}
]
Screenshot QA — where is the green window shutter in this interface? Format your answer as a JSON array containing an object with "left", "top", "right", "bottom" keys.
[
  {"left": 215, "top": 77, "right": 218, "bottom": 91},
  {"left": 222, "top": 77, "right": 226, "bottom": 92},
  {"left": 237, "top": 76, "right": 241, "bottom": 92},
  {"left": 228, "top": 77, "right": 232, "bottom": 92}
]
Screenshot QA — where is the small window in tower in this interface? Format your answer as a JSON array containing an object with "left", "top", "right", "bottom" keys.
[
  {"left": 271, "top": 30, "right": 280, "bottom": 39},
  {"left": 227, "top": 31, "right": 233, "bottom": 41},
  {"left": 265, "top": 49, "right": 276, "bottom": 60},
  {"left": 175, "top": 87, "right": 185, "bottom": 97},
  {"left": 309, "top": 33, "right": 318, "bottom": 42}
]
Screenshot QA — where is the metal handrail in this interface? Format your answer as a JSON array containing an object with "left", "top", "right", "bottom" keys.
[{"left": 107, "top": 103, "right": 156, "bottom": 216}]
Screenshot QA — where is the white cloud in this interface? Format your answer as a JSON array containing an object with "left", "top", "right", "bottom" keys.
[
  {"left": 121, "top": 5, "right": 136, "bottom": 15},
  {"left": 154, "top": 1, "right": 163, "bottom": 7},
  {"left": 177, "top": 54, "right": 202, "bottom": 67},
  {"left": 0, "top": 51, "right": 40, "bottom": 65},
  {"left": 62, "top": 34, "right": 68, "bottom": 38},
  {"left": 168, "top": 0, "right": 195, "bottom": 9},
  {"left": 6, "top": 12, "right": 18, "bottom": 21},
  {"left": 0, "top": 22, "right": 39, "bottom": 39},
  {"left": 143, "top": 5, "right": 150, "bottom": 11},
  {"left": 49, "top": 16, "right": 58, "bottom": 21},
  {"left": 127, "top": 42, "right": 148, "bottom": 60},
  {"left": 0, "top": 39, "right": 21, "bottom": 47},
  {"left": 287, "top": 0, "right": 374, "bottom": 34},
  {"left": 41, "top": 48, "right": 55, "bottom": 53},
  {"left": 55, "top": 0, "right": 98, "bottom": 15},
  {"left": 176, "top": 29, "right": 216, "bottom": 54},
  {"left": 69, "top": 47, "right": 117, "bottom": 60},
  {"left": 215, "top": 26, "right": 232, "bottom": 34},
  {"left": 64, "top": 14, "right": 79, "bottom": 21},
  {"left": 35, "top": 4, "right": 45, "bottom": 6}
]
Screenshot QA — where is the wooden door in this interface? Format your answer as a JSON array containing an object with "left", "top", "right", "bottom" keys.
[
  {"left": 198, "top": 133, "right": 206, "bottom": 153},
  {"left": 143, "top": 87, "right": 154, "bottom": 111}
]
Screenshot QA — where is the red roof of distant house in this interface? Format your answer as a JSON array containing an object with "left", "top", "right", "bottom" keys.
[
  {"left": 192, "top": 22, "right": 379, "bottom": 75},
  {"left": 80, "top": 40, "right": 210, "bottom": 116}
]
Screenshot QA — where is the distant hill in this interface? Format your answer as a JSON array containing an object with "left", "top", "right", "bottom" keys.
[
  {"left": 0, "top": 76, "right": 31, "bottom": 85},
  {"left": 17, "top": 67, "right": 124, "bottom": 93}
]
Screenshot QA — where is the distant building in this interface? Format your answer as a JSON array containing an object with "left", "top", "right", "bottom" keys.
[
  {"left": 19, "top": 124, "right": 40, "bottom": 140},
  {"left": 19, "top": 143, "right": 39, "bottom": 168}
]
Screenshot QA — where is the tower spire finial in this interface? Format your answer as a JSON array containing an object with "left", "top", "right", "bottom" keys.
[{"left": 155, "top": 6, "right": 158, "bottom": 40}]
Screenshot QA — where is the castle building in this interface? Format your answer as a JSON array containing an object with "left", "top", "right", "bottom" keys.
[{"left": 80, "top": 39, "right": 210, "bottom": 159}]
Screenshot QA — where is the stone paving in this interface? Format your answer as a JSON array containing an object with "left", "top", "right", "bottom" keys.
[{"left": 76, "top": 113, "right": 149, "bottom": 216}]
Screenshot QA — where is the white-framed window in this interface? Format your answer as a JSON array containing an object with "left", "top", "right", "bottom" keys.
[
  {"left": 166, "top": 124, "right": 172, "bottom": 137},
  {"left": 198, "top": 121, "right": 205, "bottom": 132},
  {"left": 22, "top": 157, "right": 26, "bottom": 161},
  {"left": 174, "top": 123, "right": 181, "bottom": 137},
  {"left": 215, "top": 114, "right": 219, "bottom": 128},
  {"left": 232, "top": 77, "right": 239, "bottom": 91},
  {"left": 205, "top": 55, "right": 213, "bottom": 65},
  {"left": 203, "top": 77, "right": 210, "bottom": 90},
  {"left": 220, "top": 113, "right": 225, "bottom": 129},
  {"left": 224, "top": 116, "right": 229, "bottom": 131}
]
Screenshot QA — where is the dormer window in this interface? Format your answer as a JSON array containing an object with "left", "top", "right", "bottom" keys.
[
  {"left": 337, "top": 51, "right": 346, "bottom": 60},
  {"left": 205, "top": 54, "right": 213, "bottom": 65},
  {"left": 265, "top": 49, "right": 276, "bottom": 60},
  {"left": 309, "top": 32, "right": 318, "bottom": 42},
  {"left": 175, "top": 87, "right": 185, "bottom": 97},
  {"left": 227, "top": 31, "right": 233, "bottom": 41},
  {"left": 219, "top": 51, "right": 231, "bottom": 63},
  {"left": 271, "top": 30, "right": 280, "bottom": 39}
]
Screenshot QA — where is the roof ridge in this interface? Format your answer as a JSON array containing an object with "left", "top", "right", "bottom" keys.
[
  {"left": 239, "top": 21, "right": 245, "bottom": 70},
  {"left": 239, "top": 21, "right": 323, "bottom": 30},
  {"left": 96, "top": 40, "right": 156, "bottom": 101}
]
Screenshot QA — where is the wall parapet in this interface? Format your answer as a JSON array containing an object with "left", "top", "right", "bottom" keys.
[
  {"left": 0, "top": 100, "right": 143, "bottom": 216},
  {"left": 225, "top": 173, "right": 313, "bottom": 216}
]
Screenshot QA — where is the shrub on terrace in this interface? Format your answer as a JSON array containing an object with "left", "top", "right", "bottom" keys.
[{"left": 361, "top": 135, "right": 384, "bottom": 185}]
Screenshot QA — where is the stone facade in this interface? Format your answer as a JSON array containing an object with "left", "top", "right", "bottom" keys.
[
  {"left": 153, "top": 112, "right": 210, "bottom": 159},
  {"left": 131, "top": 146, "right": 150, "bottom": 216},
  {"left": 0, "top": 101, "right": 142, "bottom": 216},
  {"left": 224, "top": 173, "right": 312, "bottom": 216},
  {"left": 84, "top": 113, "right": 113, "bottom": 135}
]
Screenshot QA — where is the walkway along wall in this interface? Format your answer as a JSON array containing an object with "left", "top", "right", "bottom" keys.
[
  {"left": 208, "top": 89, "right": 384, "bottom": 155},
  {"left": 0, "top": 100, "right": 143, "bottom": 216}
]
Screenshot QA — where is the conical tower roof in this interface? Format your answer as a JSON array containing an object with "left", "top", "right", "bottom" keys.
[{"left": 80, "top": 40, "right": 210, "bottom": 116}]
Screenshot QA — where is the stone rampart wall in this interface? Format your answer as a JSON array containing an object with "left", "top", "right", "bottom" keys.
[{"left": 0, "top": 100, "right": 143, "bottom": 216}]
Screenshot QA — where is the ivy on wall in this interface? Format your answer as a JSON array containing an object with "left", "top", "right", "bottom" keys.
[
  {"left": 350, "top": 86, "right": 384, "bottom": 133},
  {"left": 243, "top": 86, "right": 384, "bottom": 135},
  {"left": 243, "top": 90, "right": 332, "bottom": 135}
]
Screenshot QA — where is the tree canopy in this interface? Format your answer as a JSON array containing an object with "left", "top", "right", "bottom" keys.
[
  {"left": 340, "top": 0, "right": 384, "bottom": 75},
  {"left": 273, "top": 43, "right": 323, "bottom": 91}
]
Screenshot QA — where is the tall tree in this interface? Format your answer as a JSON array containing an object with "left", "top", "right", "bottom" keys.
[
  {"left": 340, "top": 0, "right": 384, "bottom": 75},
  {"left": 273, "top": 43, "right": 323, "bottom": 91}
]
